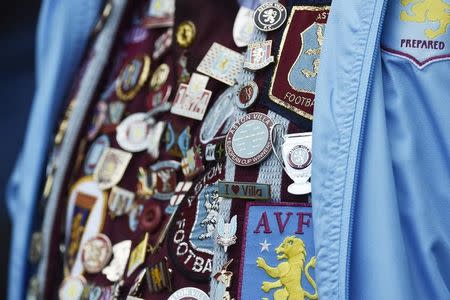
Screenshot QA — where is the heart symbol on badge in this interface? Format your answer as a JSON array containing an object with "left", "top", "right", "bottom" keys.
[{"left": 231, "top": 185, "right": 240, "bottom": 194}]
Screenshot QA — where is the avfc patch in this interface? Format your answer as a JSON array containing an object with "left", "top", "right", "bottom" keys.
[
  {"left": 267, "top": 6, "right": 329, "bottom": 122},
  {"left": 382, "top": 0, "right": 450, "bottom": 69},
  {"left": 238, "top": 203, "right": 318, "bottom": 300},
  {"left": 167, "top": 163, "right": 225, "bottom": 282}
]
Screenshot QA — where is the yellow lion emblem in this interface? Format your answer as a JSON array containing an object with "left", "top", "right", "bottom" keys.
[
  {"left": 400, "top": 0, "right": 450, "bottom": 39},
  {"left": 256, "top": 236, "right": 318, "bottom": 300}
]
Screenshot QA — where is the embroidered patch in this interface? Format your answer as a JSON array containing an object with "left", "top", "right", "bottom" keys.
[
  {"left": 167, "top": 163, "right": 225, "bottom": 282},
  {"left": 268, "top": 6, "right": 329, "bottom": 120},
  {"left": 381, "top": 0, "right": 450, "bottom": 68},
  {"left": 238, "top": 203, "right": 318, "bottom": 300}
]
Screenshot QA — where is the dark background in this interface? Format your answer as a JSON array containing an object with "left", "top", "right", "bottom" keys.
[{"left": 0, "top": 0, "right": 42, "bottom": 297}]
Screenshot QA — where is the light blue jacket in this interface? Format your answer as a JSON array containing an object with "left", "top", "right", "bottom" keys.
[
  {"left": 6, "top": 1, "right": 102, "bottom": 299},
  {"left": 313, "top": 0, "right": 450, "bottom": 299},
  {"left": 8, "top": 0, "right": 450, "bottom": 299}
]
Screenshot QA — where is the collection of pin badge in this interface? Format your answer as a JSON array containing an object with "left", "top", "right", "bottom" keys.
[{"left": 28, "top": 1, "right": 325, "bottom": 299}]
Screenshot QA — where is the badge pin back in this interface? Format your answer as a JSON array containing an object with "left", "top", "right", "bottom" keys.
[
  {"left": 168, "top": 287, "right": 210, "bottom": 300},
  {"left": 176, "top": 20, "right": 196, "bottom": 48},
  {"left": 59, "top": 275, "right": 87, "bottom": 300},
  {"left": 93, "top": 147, "right": 132, "bottom": 190},
  {"left": 84, "top": 135, "right": 110, "bottom": 175},
  {"left": 235, "top": 80, "right": 258, "bottom": 110},
  {"left": 253, "top": 2, "right": 287, "bottom": 32},
  {"left": 108, "top": 186, "right": 135, "bottom": 217},
  {"left": 244, "top": 40, "right": 275, "bottom": 70},
  {"left": 225, "top": 112, "right": 274, "bottom": 167},
  {"left": 81, "top": 233, "right": 113, "bottom": 273},
  {"left": 116, "top": 55, "right": 151, "bottom": 101},
  {"left": 102, "top": 240, "right": 132, "bottom": 282},
  {"left": 150, "top": 63, "right": 170, "bottom": 91},
  {"left": 196, "top": 43, "right": 244, "bottom": 86}
]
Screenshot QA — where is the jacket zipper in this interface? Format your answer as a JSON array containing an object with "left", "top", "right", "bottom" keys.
[{"left": 345, "top": 0, "right": 388, "bottom": 298}]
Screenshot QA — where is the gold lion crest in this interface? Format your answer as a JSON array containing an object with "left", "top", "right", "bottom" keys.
[{"left": 256, "top": 236, "right": 318, "bottom": 300}]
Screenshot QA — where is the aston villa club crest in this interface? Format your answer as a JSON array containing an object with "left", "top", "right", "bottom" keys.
[
  {"left": 238, "top": 203, "right": 317, "bottom": 300},
  {"left": 167, "top": 163, "right": 225, "bottom": 282},
  {"left": 381, "top": 0, "right": 450, "bottom": 69},
  {"left": 268, "top": 6, "right": 329, "bottom": 120}
]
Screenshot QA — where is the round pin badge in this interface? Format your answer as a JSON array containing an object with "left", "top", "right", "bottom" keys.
[
  {"left": 84, "top": 135, "right": 110, "bottom": 175},
  {"left": 116, "top": 113, "right": 151, "bottom": 152},
  {"left": 288, "top": 145, "right": 312, "bottom": 169},
  {"left": 225, "top": 112, "right": 274, "bottom": 166},
  {"left": 168, "top": 287, "right": 210, "bottom": 300},
  {"left": 176, "top": 21, "right": 196, "bottom": 48},
  {"left": 235, "top": 80, "right": 258, "bottom": 110},
  {"left": 138, "top": 202, "right": 162, "bottom": 233},
  {"left": 150, "top": 63, "right": 170, "bottom": 91},
  {"left": 116, "top": 55, "right": 151, "bottom": 101},
  {"left": 58, "top": 275, "right": 86, "bottom": 300},
  {"left": 253, "top": 2, "right": 287, "bottom": 32},
  {"left": 81, "top": 234, "right": 113, "bottom": 273}
]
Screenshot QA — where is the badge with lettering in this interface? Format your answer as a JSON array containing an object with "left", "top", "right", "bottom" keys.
[
  {"left": 164, "top": 123, "right": 191, "bottom": 158},
  {"left": 84, "top": 135, "right": 110, "bottom": 175},
  {"left": 168, "top": 288, "right": 210, "bottom": 300},
  {"left": 93, "top": 148, "right": 132, "bottom": 190},
  {"left": 225, "top": 112, "right": 274, "bottom": 167},
  {"left": 146, "top": 258, "right": 173, "bottom": 293},
  {"left": 181, "top": 146, "right": 205, "bottom": 180},
  {"left": 170, "top": 83, "right": 212, "bottom": 121},
  {"left": 381, "top": 0, "right": 450, "bottom": 68},
  {"left": 216, "top": 215, "right": 237, "bottom": 252},
  {"left": 59, "top": 275, "right": 86, "bottom": 300},
  {"left": 137, "top": 160, "right": 181, "bottom": 200},
  {"left": 108, "top": 186, "right": 135, "bottom": 217},
  {"left": 167, "top": 163, "right": 225, "bottom": 282},
  {"left": 235, "top": 80, "right": 258, "bottom": 110},
  {"left": 253, "top": 2, "right": 287, "bottom": 32},
  {"left": 153, "top": 28, "right": 173, "bottom": 60},
  {"left": 268, "top": 6, "right": 329, "bottom": 121},
  {"left": 102, "top": 240, "right": 132, "bottom": 282},
  {"left": 218, "top": 181, "right": 271, "bottom": 200},
  {"left": 212, "top": 259, "right": 234, "bottom": 300},
  {"left": 244, "top": 40, "right": 274, "bottom": 70},
  {"left": 116, "top": 113, "right": 153, "bottom": 152},
  {"left": 143, "top": 0, "right": 174, "bottom": 28},
  {"left": 238, "top": 203, "right": 317, "bottom": 300},
  {"left": 102, "top": 101, "right": 126, "bottom": 133},
  {"left": 127, "top": 233, "right": 149, "bottom": 277},
  {"left": 199, "top": 86, "right": 235, "bottom": 144},
  {"left": 65, "top": 177, "right": 107, "bottom": 276},
  {"left": 116, "top": 55, "right": 151, "bottom": 101},
  {"left": 233, "top": 6, "right": 255, "bottom": 47},
  {"left": 197, "top": 43, "right": 244, "bottom": 86},
  {"left": 87, "top": 101, "right": 108, "bottom": 141},
  {"left": 81, "top": 234, "right": 113, "bottom": 273}
]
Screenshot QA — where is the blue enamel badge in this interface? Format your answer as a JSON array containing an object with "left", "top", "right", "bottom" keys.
[{"left": 239, "top": 203, "right": 318, "bottom": 300}]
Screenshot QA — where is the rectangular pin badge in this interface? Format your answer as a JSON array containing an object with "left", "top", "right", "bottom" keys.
[{"left": 218, "top": 181, "right": 271, "bottom": 200}]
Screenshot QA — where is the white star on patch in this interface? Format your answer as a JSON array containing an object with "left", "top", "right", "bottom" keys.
[{"left": 259, "top": 239, "right": 271, "bottom": 252}]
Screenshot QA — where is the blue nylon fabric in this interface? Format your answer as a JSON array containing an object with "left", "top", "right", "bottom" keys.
[
  {"left": 313, "top": 0, "right": 450, "bottom": 298},
  {"left": 6, "top": 1, "right": 102, "bottom": 299}
]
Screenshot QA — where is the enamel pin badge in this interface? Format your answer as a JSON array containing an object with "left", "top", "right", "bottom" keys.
[
  {"left": 116, "top": 55, "right": 151, "bottom": 101},
  {"left": 93, "top": 148, "right": 132, "bottom": 190},
  {"left": 218, "top": 181, "right": 271, "bottom": 200},
  {"left": 170, "top": 83, "right": 212, "bottom": 121},
  {"left": 102, "top": 240, "right": 132, "bottom": 282},
  {"left": 244, "top": 40, "right": 274, "bottom": 70},
  {"left": 233, "top": 6, "right": 255, "bottom": 47},
  {"left": 253, "top": 2, "right": 287, "bottom": 32},
  {"left": 216, "top": 215, "right": 237, "bottom": 252},
  {"left": 81, "top": 234, "right": 112, "bottom": 273}
]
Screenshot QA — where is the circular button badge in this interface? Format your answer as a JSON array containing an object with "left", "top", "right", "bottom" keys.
[
  {"left": 225, "top": 112, "right": 274, "bottom": 166},
  {"left": 168, "top": 287, "right": 210, "bottom": 300},
  {"left": 116, "top": 55, "right": 150, "bottom": 101},
  {"left": 288, "top": 145, "right": 312, "bottom": 170},
  {"left": 81, "top": 234, "right": 112, "bottom": 273},
  {"left": 235, "top": 80, "right": 258, "bottom": 110},
  {"left": 253, "top": 2, "right": 287, "bottom": 32}
]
